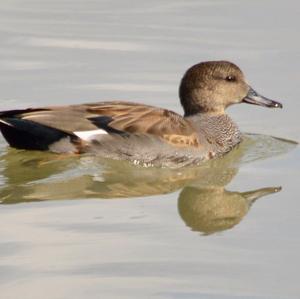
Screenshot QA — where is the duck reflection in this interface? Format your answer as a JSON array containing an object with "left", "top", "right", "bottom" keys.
[
  {"left": 0, "top": 134, "right": 295, "bottom": 234},
  {"left": 178, "top": 186, "right": 280, "bottom": 234}
]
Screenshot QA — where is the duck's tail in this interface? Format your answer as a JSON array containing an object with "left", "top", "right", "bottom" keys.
[{"left": 0, "top": 109, "right": 77, "bottom": 152}]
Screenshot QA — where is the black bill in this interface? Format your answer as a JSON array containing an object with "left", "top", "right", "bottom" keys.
[{"left": 243, "top": 87, "right": 283, "bottom": 108}]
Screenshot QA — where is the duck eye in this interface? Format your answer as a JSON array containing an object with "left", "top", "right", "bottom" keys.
[{"left": 225, "top": 75, "right": 236, "bottom": 82}]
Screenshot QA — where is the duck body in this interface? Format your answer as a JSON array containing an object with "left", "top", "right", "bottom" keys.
[
  {"left": 87, "top": 109, "right": 243, "bottom": 167},
  {"left": 0, "top": 61, "right": 282, "bottom": 167},
  {"left": 0, "top": 102, "right": 241, "bottom": 167}
]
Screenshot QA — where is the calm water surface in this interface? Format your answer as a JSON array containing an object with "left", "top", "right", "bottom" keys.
[{"left": 0, "top": 1, "right": 299, "bottom": 299}]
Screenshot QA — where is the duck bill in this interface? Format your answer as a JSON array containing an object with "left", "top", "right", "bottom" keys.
[{"left": 243, "top": 87, "right": 282, "bottom": 108}]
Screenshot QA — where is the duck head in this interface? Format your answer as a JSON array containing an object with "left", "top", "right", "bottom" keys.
[{"left": 179, "top": 61, "right": 282, "bottom": 116}]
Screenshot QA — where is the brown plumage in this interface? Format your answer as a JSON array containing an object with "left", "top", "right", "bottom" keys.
[{"left": 0, "top": 61, "right": 282, "bottom": 167}]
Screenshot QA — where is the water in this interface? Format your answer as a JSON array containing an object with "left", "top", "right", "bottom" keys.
[{"left": 0, "top": 1, "right": 300, "bottom": 298}]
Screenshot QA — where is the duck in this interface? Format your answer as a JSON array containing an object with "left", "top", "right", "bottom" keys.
[{"left": 0, "top": 61, "right": 282, "bottom": 167}]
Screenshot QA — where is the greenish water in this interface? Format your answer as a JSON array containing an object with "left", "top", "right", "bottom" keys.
[
  {"left": 0, "top": 1, "right": 300, "bottom": 299},
  {"left": 1, "top": 134, "right": 296, "bottom": 235}
]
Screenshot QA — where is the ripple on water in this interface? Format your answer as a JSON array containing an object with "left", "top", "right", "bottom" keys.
[
  {"left": 0, "top": 133, "right": 297, "bottom": 205},
  {"left": 239, "top": 133, "right": 298, "bottom": 164}
]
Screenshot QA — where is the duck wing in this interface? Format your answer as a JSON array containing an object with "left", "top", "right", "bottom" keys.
[
  {"left": 0, "top": 101, "right": 200, "bottom": 151},
  {"left": 84, "top": 101, "right": 200, "bottom": 146}
]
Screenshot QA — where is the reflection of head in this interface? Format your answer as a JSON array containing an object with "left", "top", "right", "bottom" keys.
[
  {"left": 178, "top": 187, "right": 248, "bottom": 234},
  {"left": 178, "top": 186, "right": 280, "bottom": 235}
]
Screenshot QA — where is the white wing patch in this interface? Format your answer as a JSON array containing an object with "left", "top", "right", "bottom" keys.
[
  {"left": 74, "top": 129, "right": 108, "bottom": 141},
  {"left": 0, "top": 119, "right": 13, "bottom": 126}
]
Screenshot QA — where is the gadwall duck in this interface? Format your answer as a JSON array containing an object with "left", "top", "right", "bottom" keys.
[{"left": 0, "top": 61, "right": 282, "bottom": 167}]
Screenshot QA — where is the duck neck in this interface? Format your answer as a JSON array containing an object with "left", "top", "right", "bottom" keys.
[{"left": 186, "top": 113, "right": 242, "bottom": 154}]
